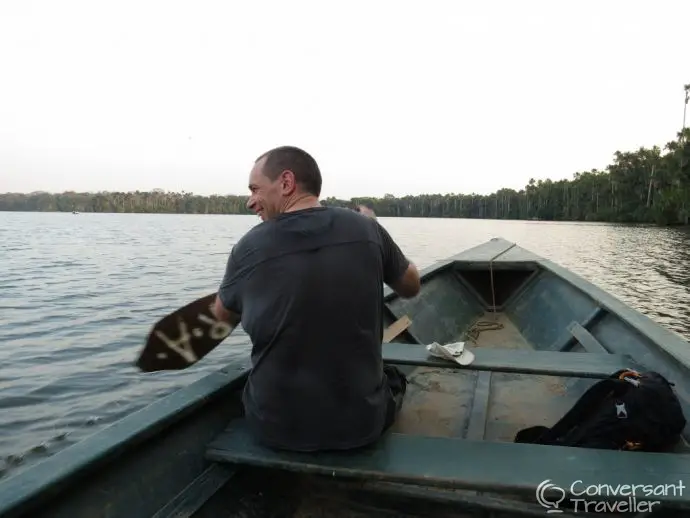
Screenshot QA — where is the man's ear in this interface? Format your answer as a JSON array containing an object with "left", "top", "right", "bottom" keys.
[{"left": 280, "top": 169, "right": 298, "bottom": 195}]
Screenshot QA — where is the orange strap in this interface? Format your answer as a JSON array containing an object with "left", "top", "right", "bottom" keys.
[{"left": 618, "top": 370, "right": 641, "bottom": 380}]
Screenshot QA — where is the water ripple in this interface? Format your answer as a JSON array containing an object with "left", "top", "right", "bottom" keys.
[{"left": 0, "top": 212, "right": 257, "bottom": 478}]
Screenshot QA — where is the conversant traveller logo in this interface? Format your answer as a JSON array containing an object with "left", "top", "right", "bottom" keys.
[{"left": 536, "top": 479, "right": 686, "bottom": 514}]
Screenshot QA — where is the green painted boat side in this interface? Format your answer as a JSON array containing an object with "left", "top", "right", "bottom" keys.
[
  {"left": 2, "top": 237, "right": 690, "bottom": 518},
  {"left": 0, "top": 365, "right": 251, "bottom": 518}
]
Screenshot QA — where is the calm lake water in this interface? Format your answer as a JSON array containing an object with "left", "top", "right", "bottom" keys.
[{"left": 2, "top": 212, "right": 690, "bottom": 477}]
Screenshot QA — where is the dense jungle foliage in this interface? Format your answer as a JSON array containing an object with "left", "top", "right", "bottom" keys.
[{"left": 2, "top": 126, "right": 689, "bottom": 225}]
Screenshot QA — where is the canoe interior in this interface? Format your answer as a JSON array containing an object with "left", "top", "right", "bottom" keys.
[
  {"left": 384, "top": 259, "right": 690, "bottom": 449},
  {"left": 4, "top": 238, "right": 690, "bottom": 518}
]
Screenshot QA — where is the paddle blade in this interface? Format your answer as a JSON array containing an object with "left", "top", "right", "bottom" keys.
[{"left": 135, "top": 292, "right": 238, "bottom": 372}]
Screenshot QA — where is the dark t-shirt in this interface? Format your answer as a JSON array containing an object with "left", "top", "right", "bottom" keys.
[{"left": 218, "top": 206, "right": 410, "bottom": 451}]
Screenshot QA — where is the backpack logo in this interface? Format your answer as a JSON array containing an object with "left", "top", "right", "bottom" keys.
[{"left": 615, "top": 402, "right": 628, "bottom": 419}]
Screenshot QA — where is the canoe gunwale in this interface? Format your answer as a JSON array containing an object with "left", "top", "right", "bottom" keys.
[
  {"left": 0, "top": 363, "right": 251, "bottom": 518},
  {"left": 537, "top": 256, "right": 690, "bottom": 375}
]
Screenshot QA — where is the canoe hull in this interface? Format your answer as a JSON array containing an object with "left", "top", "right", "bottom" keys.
[{"left": 3, "top": 237, "right": 690, "bottom": 517}]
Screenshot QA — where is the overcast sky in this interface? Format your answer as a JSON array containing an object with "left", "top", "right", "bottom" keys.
[{"left": 1, "top": 0, "right": 688, "bottom": 199}]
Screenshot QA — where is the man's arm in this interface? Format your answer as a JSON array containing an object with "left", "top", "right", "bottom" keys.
[
  {"left": 212, "top": 250, "right": 243, "bottom": 325},
  {"left": 378, "top": 223, "right": 421, "bottom": 299},
  {"left": 213, "top": 296, "right": 241, "bottom": 326},
  {"left": 390, "top": 261, "right": 421, "bottom": 298}
]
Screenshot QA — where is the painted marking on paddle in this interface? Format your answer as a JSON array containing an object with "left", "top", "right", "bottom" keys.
[
  {"left": 197, "top": 314, "right": 232, "bottom": 340},
  {"left": 154, "top": 317, "right": 199, "bottom": 364},
  {"left": 151, "top": 305, "right": 233, "bottom": 366}
]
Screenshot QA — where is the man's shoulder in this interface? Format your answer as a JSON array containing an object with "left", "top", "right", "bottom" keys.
[
  {"left": 232, "top": 207, "right": 382, "bottom": 256},
  {"left": 329, "top": 206, "right": 368, "bottom": 220},
  {"left": 307, "top": 205, "right": 362, "bottom": 219},
  {"left": 230, "top": 220, "right": 271, "bottom": 261},
  {"left": 279, "top": 205, "right": 379, "bottom": 231},
  {"left": 330, "top": 206, "right": 381, "bottom": 226}
]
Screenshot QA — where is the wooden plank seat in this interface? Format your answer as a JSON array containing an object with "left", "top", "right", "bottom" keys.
[
  {"left": 206, "top": 420, "right": 690, "bottom": 507},
  {"left": 568, "top": 321, "right": 610, "bottom": 353},
  {"left": 382, "top": 343, "right": 635, "bottom": 378}
]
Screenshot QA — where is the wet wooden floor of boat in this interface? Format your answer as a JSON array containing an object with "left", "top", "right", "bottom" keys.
[{"left": 388, "top": 311, "right": 587, "bottom": 442}]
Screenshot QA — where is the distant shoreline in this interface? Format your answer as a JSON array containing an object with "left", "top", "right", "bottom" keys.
[
  {"left": 0, "top": 187, "right": 688, "bottom": 226},
  {"left": 4, "top": 209, "right": 680, "bottom": 228},
  {"left": 2, "top": 123, "right": 689, "bottom": 227}
]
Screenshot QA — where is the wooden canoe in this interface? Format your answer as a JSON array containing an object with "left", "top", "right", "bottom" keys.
[{"left": 2, "top": 237, "right": 690, "bottom": 518}]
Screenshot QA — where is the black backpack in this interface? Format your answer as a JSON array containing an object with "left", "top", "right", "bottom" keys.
[{"left": 514, "top": 369, "right": 687, "bottom": 452}]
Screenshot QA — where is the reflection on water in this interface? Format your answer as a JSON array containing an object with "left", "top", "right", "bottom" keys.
[{"left": 1, "top": 212, "right": 690, "bottom": 476}]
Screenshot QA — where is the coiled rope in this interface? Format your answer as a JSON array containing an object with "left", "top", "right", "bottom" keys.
[
  {"left": 465, "top": 320, "right": 504, "bottom": 343},
  {"left": 463, "top": 241, "right": 518, "bottom": 343}
]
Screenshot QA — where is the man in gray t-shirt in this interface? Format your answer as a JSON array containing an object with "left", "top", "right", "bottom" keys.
[{"left": 212, "top": 146, "right": 421, "bottom": 452}]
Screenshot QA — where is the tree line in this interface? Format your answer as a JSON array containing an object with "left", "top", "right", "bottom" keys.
[{"left": 2, "top": 127, "right": 689, "bottom": 225}]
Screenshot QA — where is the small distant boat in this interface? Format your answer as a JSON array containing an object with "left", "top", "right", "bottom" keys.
[
  {"left": 1, "top": 237, "right": 690, "bottom": 517},
  {"left": 72, "top": 211, "right": 79, "bottom": 214}
]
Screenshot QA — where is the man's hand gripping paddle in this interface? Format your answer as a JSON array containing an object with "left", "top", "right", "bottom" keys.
[{"left": 135, "top": 292, "right": 238, "bottom": 372}]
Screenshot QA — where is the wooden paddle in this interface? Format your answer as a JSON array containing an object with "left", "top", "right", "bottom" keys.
[
  {"left": 135, "top": 292, "right": 238, "bottom": 372},
  {"left": 135, "top": 292, "right": 412, "bottom": 373}
]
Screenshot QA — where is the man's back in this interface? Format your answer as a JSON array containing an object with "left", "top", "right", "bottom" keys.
[{"left": 218, "top": 206, "right": 410, "bottom": 451}]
